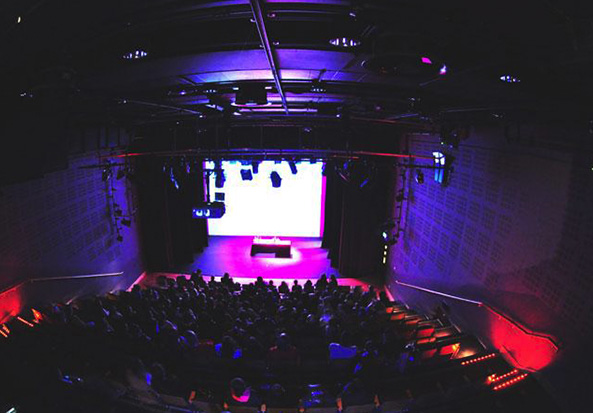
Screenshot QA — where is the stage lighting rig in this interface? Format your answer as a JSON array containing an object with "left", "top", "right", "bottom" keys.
[
  {"left": 192, "top": 202, "right": 226, "bottom": 219},
  {"left": 169, "top": 167, "right": 180, "bottom": 190},
  {"left": 214, "top": 161, "right": 225, "bottom": 188},
  {"left": 380, "top": 221, "right": 398, "bottom": 246},
  {"left": 215, "top": 171, "right": 225, "bottom": 188},
  {"left": 251, "top": 160, "right": 260, "bottom": 174},
  {"left": 101, "top": 165, "right": 112, "bottom": 182},
  {"left": 336, "top": 159, "right": 375, "bottom": 188},
  {"left": 234, "top": 84, "right": 268, "bottom": 106}
]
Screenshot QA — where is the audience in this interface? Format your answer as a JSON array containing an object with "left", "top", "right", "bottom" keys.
[{"left": 6, "top": 272, "right": 413, "bottom": 410}]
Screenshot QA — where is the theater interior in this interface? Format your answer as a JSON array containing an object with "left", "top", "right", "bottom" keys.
[{"left": 1, "top": 1, "right": 592, "bottom": 412}]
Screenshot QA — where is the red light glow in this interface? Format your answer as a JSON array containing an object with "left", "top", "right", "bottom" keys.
[
  {"left": 31, "top": 308, "right": 43, "bottom": 323},
  {"left": 0, "top": 285, "right": 24, "bottom": 324},
  {"left": 487, "top": 305, "right": 558, "bottom": 371},
  {"left": 461, "top": 353, "right": 497, "bottom": 366},
  {"left": 492, "top": 373, "right": 529, "bottom": 391},
  {"left": 17, "top": 316, "right": 34, "bottom": 328},
  {"left": 394, "top": 281, "right": 559, "bottom": 372},
  {"left": 486, "top": 369, "right": 519, "bottom": 384}
]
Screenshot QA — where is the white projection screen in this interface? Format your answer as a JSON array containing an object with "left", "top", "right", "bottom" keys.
[{"left": 205, "top": 161, "right": 325, "bottom": 237}]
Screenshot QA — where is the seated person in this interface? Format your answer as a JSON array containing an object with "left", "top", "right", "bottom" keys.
[
  {"left": 329, "top": 331, "right": 358, "bottom": 360},
  {"left": 267, "top": 333, "right": 299, "bottom": 365},
  {"left": 278, "top": 281, "right": 290, "bottom": 294},
  {"left": 226, "top": 377, "right": 261, "bottom": 407},
  {"left": 291, "top": 280, "right": 303, "bottom": 294},
  {"left": 215, "top": 336, "right": 243, "bottom": 359}
]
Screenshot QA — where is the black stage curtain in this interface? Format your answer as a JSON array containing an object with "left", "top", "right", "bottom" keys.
[
  {"left": 322, "top": 162, "right": 392, "bottom": 278},
  {"left": 135, "top": 157, "right": 208, "bottom": 270}
]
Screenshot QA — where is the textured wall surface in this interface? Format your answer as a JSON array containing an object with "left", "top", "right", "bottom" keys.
[
  {"left": 0, "top": 150, "right": 144, "bottom": 304},
  {"left": 387, "top": 122, "right": 593, "bottom": 411}
]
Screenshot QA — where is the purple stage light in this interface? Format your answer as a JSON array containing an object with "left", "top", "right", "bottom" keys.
[
  {"left": 439, "top": 64, "right": 447, "bottom": 75},
  {"left": 421, "top": 57, "right": 433, "bottom": 65}
]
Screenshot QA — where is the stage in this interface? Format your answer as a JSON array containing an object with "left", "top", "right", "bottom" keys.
[
  {"left": 124, "top": 236, "right": 379, "bottom": 290},
  {"left": 182, "top": 235, "right": 340, "bottom": 280},
  {"left": 170, "top": 236, "right": 340, "bottom": 279}
]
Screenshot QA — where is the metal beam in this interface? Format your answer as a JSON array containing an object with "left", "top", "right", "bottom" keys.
[{"left": 249, "top": 0, "right": 289, "bottom": 114}]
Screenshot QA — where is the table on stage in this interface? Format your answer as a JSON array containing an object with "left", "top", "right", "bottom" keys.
[{"left": 250, "top": 237, "right": 292, "bottom": 258}]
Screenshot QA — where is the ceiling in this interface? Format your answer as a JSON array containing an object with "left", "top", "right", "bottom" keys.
[{"left": 2, "top": 0, "right": 593, "bottom": 133}]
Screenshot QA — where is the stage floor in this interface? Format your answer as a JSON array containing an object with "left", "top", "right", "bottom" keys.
[{"left": 183, "top": 236, "right": 341, "bottom": 280}]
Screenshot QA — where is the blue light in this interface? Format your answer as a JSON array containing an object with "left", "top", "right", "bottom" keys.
[
  {"left": 500, "top": 74, "right": 520, "bottom": 83},
  {"left": 432, "top": 152, "right": 446, "bottom": 184},
  {"left": 439, "top": 64, "right": 447, "bottom": 75},
  {"left": 329, "top": 37, "right": 361, "bottom": 47},
  {"left": 123, "top": 49, "right": 148, "bottom": 60}
]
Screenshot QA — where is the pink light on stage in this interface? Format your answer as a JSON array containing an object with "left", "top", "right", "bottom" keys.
[
  {"left": 421, "top": 56, "right": 433, "bottom": 64},
  {"left": 206, "top": 161, "right": 324, "bottom": 237}
]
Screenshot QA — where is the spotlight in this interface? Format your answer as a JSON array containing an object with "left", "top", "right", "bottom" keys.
[
  {"left": 415, "top": 169, "right": 424, "bottom": 184},
  {"left": 439, "top": 64, "right": 447, "bottom": 75},
  {"left": 102, "top": 167, "right": 112, "bottom": 182},
  {"left": 270, "top": 171, "right": 282, "bottom": 188},
  {"left": 311, "top": 81, "right": 326, "bottom": 93},
  {"left": 500, "top": 74, "right": 520, "bottom": 83},
  {"left": 169, "top": 168, "right": 180, "bottom": 190},
  {"left": 121, "top": 218, "right": 132, "bottom": 227},
  {"left": 234, "top": 84, "right": 267, "bottom": 106},
  {"left": 251, "top": 161, "right": 260, "bottom": 174},
  {"left": 421, "top": 56, "right": 433, "bottom": 65},
  {"left": 329, "top": 37, "right": 361, "bottom": 47},
  {"left": 123, "top": 49, "right": 148, "bottom": 60},
  {"left": 380, "top": 221, "right": 398, "bottom": 245},
  {"left": 336, "top": 159, "right": 374, "bottom": 188},
  {"left": 440, "top": 125, "right": 460, "bottom": 148},
  {"left": 215, "top": 172, "right": 225, "bottom": 189},
  {"left": 288, "top": 160, "right": 298, "bottom": 175},
  {"left": 240, "top": 169, "right": 253, "bottom": 181}
]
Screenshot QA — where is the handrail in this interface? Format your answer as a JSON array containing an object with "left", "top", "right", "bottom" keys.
[
  {"left": 0, "top": 272, "right": 124, "bottom": 296},
  {"left": 394, "top": 280, "right": 560, "bottom": 351}
]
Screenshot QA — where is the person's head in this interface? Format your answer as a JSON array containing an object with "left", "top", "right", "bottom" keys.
[
  {"left": 150, "top": 362, "right": 166, "bottom": 382},
  {"left": 341, "top": 331, "right": 354, "bottom": 347},
  {"left": 276, "top": 332, "right": 291, "bottom": 351},
  {"left": 230, "top": 377, "right": 250, "bottom": 402},
  {"left": 221, "top": 336, "right": 238, "bottom": 358},
  {"left": 184, "top": 329, "right": 198, "bottom": 348}
]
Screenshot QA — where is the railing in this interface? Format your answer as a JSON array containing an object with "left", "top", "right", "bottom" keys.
[
  {"left": 1, "top": 272, "right": 124, "bottom": 295},
  {"left": 394, "top": 280, "right": 560, "bottom": 371},
  {"left": 0, "top": 272, "right": 124, "bottom": 323}
]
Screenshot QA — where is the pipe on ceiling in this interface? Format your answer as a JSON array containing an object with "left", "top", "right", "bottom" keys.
[{"left": 249, "top": 0, "right": 289, "bottom": 114}]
